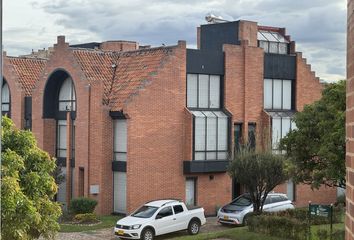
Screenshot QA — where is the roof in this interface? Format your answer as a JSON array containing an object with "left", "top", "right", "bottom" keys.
[
  {"left": 72, "top": 46, "right": 175, "bottom": 110},
  {"left": 7, "top": 57, "right": 47, "bottom": 96},
  {"left": 145, "top": 199, "right": 181, "bottom": 207}
]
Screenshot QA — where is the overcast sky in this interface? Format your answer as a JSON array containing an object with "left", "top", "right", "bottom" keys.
[{"left": 4, "top": 0, "right": 346, "bottom": 82}]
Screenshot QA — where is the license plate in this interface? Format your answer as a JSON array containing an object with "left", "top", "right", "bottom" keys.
[
  {"left": 117, "top": 230, "right": 124, "bottom": 235},
  {"left": 223, "top": 216, "right": 229, "bottom": 220}
]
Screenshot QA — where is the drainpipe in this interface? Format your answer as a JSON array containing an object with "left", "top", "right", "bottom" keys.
[{"left": 87, "top": 84, "right": 91, "bottom": 197}]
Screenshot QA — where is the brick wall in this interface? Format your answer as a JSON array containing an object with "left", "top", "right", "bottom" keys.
[
  {"left": 347, "top": 0, "right": 354, "bottom": 238},
  {"left": 3, "top": 56, "right": 25, "bottom": 129}
]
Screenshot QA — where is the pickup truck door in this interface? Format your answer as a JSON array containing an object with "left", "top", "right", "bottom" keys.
[
  {"left": 172, "top": 204, "right": 190, "bottom": 231},
  {"left": 154, "top": 206, "right": 176, "bottom": 235}
]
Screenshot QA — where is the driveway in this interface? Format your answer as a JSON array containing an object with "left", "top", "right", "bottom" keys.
[{"left": 54, "top": 217, "right": 233, "bottom": 240}]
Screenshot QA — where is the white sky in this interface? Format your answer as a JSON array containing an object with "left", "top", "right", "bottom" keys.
[{"left": 3, "top": 0, "right": 347, "bottom": 82}]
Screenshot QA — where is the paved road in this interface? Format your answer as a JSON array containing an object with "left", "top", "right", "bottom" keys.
[{"left": 54, "top": 217, "right": 233, "bottom": 240}]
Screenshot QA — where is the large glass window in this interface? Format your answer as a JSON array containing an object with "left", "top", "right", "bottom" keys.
[
  {"left": 187, "top": 74, "right": 221, "bottom": 109},
  {"left": 271, "top": 117, "right": 296, "bottom": 151},
  {"left": 59, "top": 77, "right": 76, "bottom": 111},
  {"left": 57, "top": 120, "right": 67, "bottom": 158},
  {"left": 2, "top": 82, "right": 10, "bottom": 114},
  {"left": 234, "top": 123, "right": 243, "bottom": 152},
  {"left": 264, "top": 79, "right": 292, "bottom": 110},
  {"left": 192, "top": 111, "right": 228, "bottom": 161},
  {"left": 258, "top": 31, "right": 289, "bottom": 54},
  {"left": 114, "top": 119, "right": 127, "bottom": 161}
]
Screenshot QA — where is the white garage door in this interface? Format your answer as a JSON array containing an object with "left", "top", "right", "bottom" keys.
[{"left": 114, "top": 172, "right": 127, "bottom": 213}]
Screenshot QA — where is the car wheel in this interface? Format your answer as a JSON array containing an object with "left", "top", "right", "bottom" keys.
[
  {"left": 140, "top": 228, "right": 154, "bottom": 240},
  {"left": 188, "top": 220, "right": 200, "bottom": 235}
]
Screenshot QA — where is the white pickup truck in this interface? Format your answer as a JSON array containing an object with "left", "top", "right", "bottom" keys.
[{"left": 114, "top": 199, "right": 206, "bottom": 240}]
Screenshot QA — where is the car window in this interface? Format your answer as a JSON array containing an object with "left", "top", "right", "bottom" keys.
[
  {"left": 173, "top": 205, "right": 184, "bottom": 215},
  {"left": 271, "top": 196, "right": 283, "bottom": 203},
  {"left": 231, "top": 195, "right": 252, "bottom": 206},
  {"left": 156, "top": 206, "right": 173, "bottom": 218}
]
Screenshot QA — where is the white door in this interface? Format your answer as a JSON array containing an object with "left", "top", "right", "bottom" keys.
[
  {"left": 154, "top": 206, "right": 175, "bottom": 235},
  {"left": 114, "top": 172, "right": 126, "bottom": 213},
  {"left": 186, "top": 179, "right": 195, "bottom": 206}
]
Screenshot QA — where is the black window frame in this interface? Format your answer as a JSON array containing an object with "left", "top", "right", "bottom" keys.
[
  {"left": 271, "top": 116, "right": 295, "bottom": 152},
  {"left": 56, "top": 120, "right": 67, "bottom": 158},
  {"left": 248, "top": 123, "right": 256, "bottom": 150},
  {"left": 234, "top": 123, "right": 243, "bottom": 152},
  {"left": 192, "top": 111, "right": 229, "bottom": 161},
  {"left": 58, "top": 78, "right": 76, "bottom": 112},
  {"left": 113, "top": 119, "right": 127, "bottom": 162},
  {"left": 1, "top": 81, "right": 11, "bottom": 117},
  {"left": 257, "top": 31, "right": 289, "bottom": 55},
  {"left": 264, "top": 78, "right": 294, "bottom": 111},
  {"left": 186, "top": 73, "right": 223, "bottom": 110}
]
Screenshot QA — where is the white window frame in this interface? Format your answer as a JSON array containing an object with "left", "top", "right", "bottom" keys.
[{"left": 263, "top": 79, "right": 293, "bottom": 110}]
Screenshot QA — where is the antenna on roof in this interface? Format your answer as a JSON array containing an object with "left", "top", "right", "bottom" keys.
[{"left": 205, "top": 13, "right": 229, "bottom": 24}]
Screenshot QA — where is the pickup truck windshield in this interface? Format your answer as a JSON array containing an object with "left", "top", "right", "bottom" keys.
[{"left": 132, "top": 206, "right": 159, "bottom": 218}]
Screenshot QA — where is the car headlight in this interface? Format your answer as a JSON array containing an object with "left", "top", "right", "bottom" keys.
[{"left": 130, "top": 224, "right": 141, "bottom": 230}]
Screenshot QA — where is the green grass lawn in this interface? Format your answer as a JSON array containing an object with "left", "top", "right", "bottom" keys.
[{"left": 59, "top": 215, "right": 119, "bottom": 232}]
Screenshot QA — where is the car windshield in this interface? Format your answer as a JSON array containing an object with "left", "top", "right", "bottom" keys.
[
  {"left": 231, "top": 195, "right": 252, "bottom": 206},
  {"left": 131, "top": 205, "right": 159, "bottom": 218}
]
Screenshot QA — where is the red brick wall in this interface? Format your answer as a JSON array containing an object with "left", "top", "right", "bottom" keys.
[
  {"left": 31, "top": 36, "right": 92, "bottom": 209},
  {"left": 238, "top": 20, "right": 258, "bottom": 47},
  {"left": 123, "top": 41, "right": 188, "bottom": 214},
  {"left": 3, "top": 56, "right": 25, "bottom": 129},
  {"left": 347, "top": 0, "right": 354, "bottom": 238},
  {"left": 100, "top": 41, "right": 138, "bottom": 51},
  {"left": 295, "top": 52, "right": 323, "bottom": 111}
]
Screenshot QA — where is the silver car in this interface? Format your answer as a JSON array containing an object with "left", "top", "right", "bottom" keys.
[{"left": 217, "top": 193, "right": 294, "bottom": 225}]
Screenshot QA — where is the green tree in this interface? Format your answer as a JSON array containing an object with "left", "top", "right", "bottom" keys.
[
  {"left": 228, "top": 148, "right": 288, "bottom": 214},
  {"left": 280, "top": 80, "right": 345, "bottom": 189},
  {"left": 1, "top": 117, "right": 62, "bottom": 240}
]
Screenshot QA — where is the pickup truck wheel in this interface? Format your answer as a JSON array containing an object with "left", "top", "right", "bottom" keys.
[
  {"left": 188, "top": 220, "right": 200, "bottom": 235},
  {"left": 140, "top": 228, "right": 154, "bottom": 240}
]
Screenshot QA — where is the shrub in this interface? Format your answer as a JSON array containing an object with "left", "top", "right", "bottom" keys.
[
  {"left": 69, "top": 197, "right": 97, "bottom": 214},
  {"left": 73, "top": 213, "right": 99, "bottom": 224},
  {"left": 248, "top": 214, "right": 308, "bottom": 240}
]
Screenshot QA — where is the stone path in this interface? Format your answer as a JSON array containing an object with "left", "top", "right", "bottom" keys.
[{"left": 52, "top": 217, "right": 233, "bottom": 240}]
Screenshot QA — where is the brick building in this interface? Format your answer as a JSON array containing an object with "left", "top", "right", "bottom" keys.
[
  {"left": 347, "top": 0, "right": 354, "bottom": 239},
  {"left": 3, "top": 20, "right": 337, "bottom": 215}
]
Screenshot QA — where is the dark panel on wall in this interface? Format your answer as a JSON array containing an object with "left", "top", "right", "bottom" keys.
[
  {"left": 110, "top": 111, "right": 126, "bottom": 119},
  {"left": 200, "top": 21, "right": 240, "bottom": 51},
  {"left": 264, "top": 53, "right": 296, "bottom": 80},
  {"left": 24, "top": 96, "right": 32, "bottom": 129},
  {"left": 43, "top": 71, "right": 67, "bottom": 118},
  {"left": 183, "top": 160, "right": 229, "bottom": 174},
  {"left": 187, "top": 49, "right": 224, "bottom": 75},
  {"left": 70, "top": 42, "right": 100, "bottom": 49},
  {"left": 112, "top": 161, "right": 127, "bottom": 172}
]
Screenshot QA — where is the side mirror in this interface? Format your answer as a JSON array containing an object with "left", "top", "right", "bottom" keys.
[{"left": 155, "top": 215, "right": 163, "bottom": 220}]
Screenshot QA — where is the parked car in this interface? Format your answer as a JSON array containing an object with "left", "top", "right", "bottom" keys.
[
  {"left": 217, "top": 193, "right": 294, "bottom": 225},
  {"left": 114, "top": 199, "right": 206, "bottom": 240}
]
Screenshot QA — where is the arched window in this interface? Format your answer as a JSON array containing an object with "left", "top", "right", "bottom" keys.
[
  {"left": 58, "top": 77, "right": 76, "bottom": 111},
  {"left": 2, "top": 82, "right": 10, "bottom": 114}
]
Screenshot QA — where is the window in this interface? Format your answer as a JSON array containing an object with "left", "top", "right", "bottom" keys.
[
  {"left": 156, "top": 206, "right": 173, "bottom": 218},
  {"left": 2, "top": 82, "right": 10, "bottom": 114},
  {"left": 59, "top": 77, "right": 76, "bottom": 111},
  {"left": 272, "top": 117, "right": 296, "bottom": 151},
  {"left": 248, "top": 123, "right": 256, "bottom": 150},
  {"left": 187, "top": 74, "right": 221, "bottom": 109},
  {"left": 173, "top": 205, "right": 184, "bottom": 214},
  {"left": 57, "top": 120, "right": 67, "bottom": 158},
  {"left": 258, "top": 31, "right": 289, "bottom": 54},
  {"left": 192, "top": 111, "right": 228, "bottom": 160},
  {"left": 264, "top": 79, "right": 292, "bottom": 110},
  {"left": 234, "top": 123, "right": 243, "bottom": 152},
  {"left": 113, "top": 119, "right": 127, "bottom": 161}
]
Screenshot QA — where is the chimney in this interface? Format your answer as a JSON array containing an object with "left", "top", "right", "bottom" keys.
[{"left": 100, "top": 41, "right": 139, "bottom": 51}]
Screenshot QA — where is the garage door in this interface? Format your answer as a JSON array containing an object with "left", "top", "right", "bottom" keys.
[{"left": 114, "top": 172, "right": 127, "bottom": 213}]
